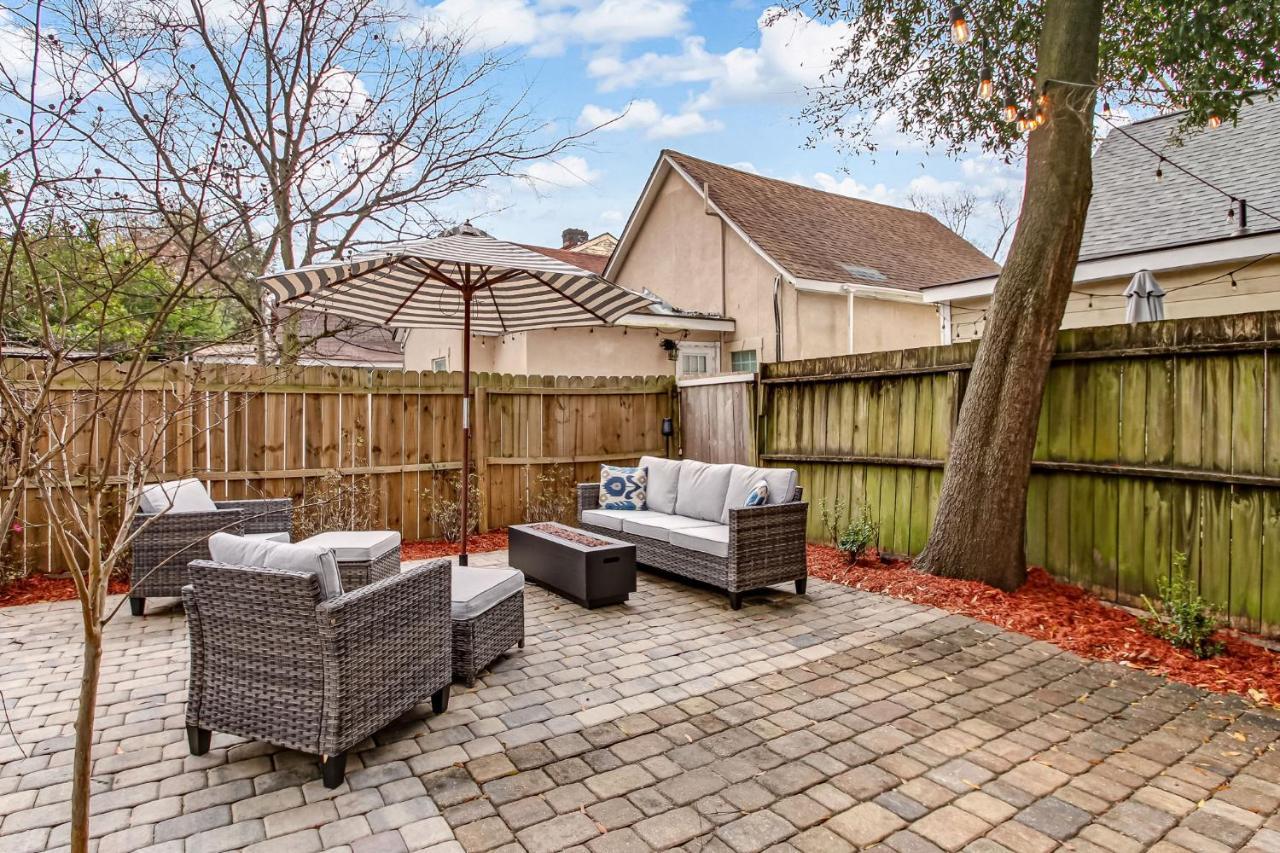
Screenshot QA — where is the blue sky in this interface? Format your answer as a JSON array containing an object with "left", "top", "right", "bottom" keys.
[{"left": 427, "top": 0, "right": 1026, "bottom": 255}]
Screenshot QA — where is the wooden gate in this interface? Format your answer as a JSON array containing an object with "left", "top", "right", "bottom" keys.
[{"left": 678, "top": 373, "right": 757, "bottom": 464}]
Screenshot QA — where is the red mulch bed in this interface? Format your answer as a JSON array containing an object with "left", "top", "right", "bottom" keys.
[
  {"left": 0, "top": 574, "right": 130, "bottom": 608},
  {"left": 809, "top": 544, "right": 1280, "bottom": 708},
  {"left": 401, "top": 530, "right": 510, "bottom": 561}
]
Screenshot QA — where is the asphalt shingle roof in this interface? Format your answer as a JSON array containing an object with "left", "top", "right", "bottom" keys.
[
  {"left": 663, "top": 151, "right": 1001, "bottom": 292},
  {"left": 1081, "top": 99, "right": 1280, "bottom": 261}
]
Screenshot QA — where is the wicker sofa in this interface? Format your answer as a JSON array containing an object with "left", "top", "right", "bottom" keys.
[
  {"left": 183, "top": 557, "right": 452, "bottom": 788},
  {"left": 129, "top": 478, "right": 292, "bottom": 616},
  {"left": 577, "top": 457, "right": 807, "bottom": 609}
]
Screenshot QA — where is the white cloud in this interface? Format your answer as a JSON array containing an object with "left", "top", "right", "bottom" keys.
[
  {"left": 578, "top": 99, "right": 722, "bottom": 139},
  {"left": 522, "top": 155, "right": 602, "bottom": 190},
  {"left": 810, "top": 172, "right": 899, "bottom": 206},
  {"left": 421, "top": 0, "right": 689, "bottom": 57}
]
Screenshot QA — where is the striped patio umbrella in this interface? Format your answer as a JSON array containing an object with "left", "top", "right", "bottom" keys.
[{"left": 260, "top": 230, "right": 653, "bottom": 563}]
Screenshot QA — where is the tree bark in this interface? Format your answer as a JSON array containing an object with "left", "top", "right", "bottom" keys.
[
  {"left": 71, "top": 620, "right": 102, "bottom": 853},
  {"left": 915, "top": 0, "right": 1103, "bottom": 591}
]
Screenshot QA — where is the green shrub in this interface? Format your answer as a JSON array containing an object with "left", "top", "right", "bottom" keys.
[
  {"left": 1140, "top": 552, "right": 1224, "bottom": 659},
  {"left": 817, "top": 497, "right": 848, "bottom": 547},
  {"left": 837, "top": 502, "right": 879, "bottom": 562}
]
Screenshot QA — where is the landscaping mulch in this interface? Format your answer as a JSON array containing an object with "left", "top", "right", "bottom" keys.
[
  {"left": 401, "top": 530, "right": 510, "bottom": 561},
  {"left": 0, "top": 574, "right": 130, "bottom": 608},
  {"left": 808, "top": 543, "right": 1280, "bottom": 708}
]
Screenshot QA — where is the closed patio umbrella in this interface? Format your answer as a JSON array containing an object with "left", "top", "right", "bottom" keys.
[
  {"left": 1124, "top": 269, "right": 1166, "bottom": 324},
  {"left": 260, "top": 229, "right": 653, "bottom": 564}
]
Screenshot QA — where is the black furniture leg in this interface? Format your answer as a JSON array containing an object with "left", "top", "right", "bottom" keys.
[
  {"left": 729, "top": 592, "right": 742, "bottom": 610},
  {"left": 187, "top": 725, "right": 211, "bottom": 756},
  {"left": 130, "top": 597, "right": 145, "bottom": 616},
  {"left": 432, "top": 685, "right": 451, "bottom": 713},
  {"left": 321, "top": 753, "right": 347, "bottom": 789},
  {"left": 518, "top": 638, "right": 525, "bottom": 648},
  {"left": 795, "top": 578, "right": 807, "bottom": 595}
]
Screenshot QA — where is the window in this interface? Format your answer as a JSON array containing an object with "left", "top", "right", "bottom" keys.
[
  {"left": 680, "top": 353, "right": 708, "bottom": 375},
  {"left": 432, "top": 356, "right": 448, "bottom": 372},
  {"left": 730, "top": 349, "right": 758, "bottom": 373},
  {"left": 676, "top": 342, "right": 719, "bottom": 378}
]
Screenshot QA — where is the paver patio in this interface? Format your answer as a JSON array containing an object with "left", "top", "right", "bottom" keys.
[{"left": 2, "top": 553, "right": 1278, "bottom": 853}]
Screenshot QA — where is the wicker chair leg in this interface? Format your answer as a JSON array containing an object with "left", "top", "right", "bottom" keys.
[
  {"left": 130, "top": 597, "right": 145, "bottom": 617},
  {"left": 187, "top": 725, "right": 210, "bottom": 756},
  {"left": 432, "top": 685, "right": 451, "bottom": 713},
  {"left": 321, "top": 753, "right": 347, "bottom": 789},
  {"left": 795, "top": 578, "right": 807, "bottom": 595},
  {"left": 729, "top": 592, "right": 742, "bottom": 610},
  {"left": 518, "top": 638, "right": 525, "bottom": 648}
]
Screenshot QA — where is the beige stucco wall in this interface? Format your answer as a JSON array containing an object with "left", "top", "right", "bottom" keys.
[
  {"left": 949, "top": 255, "right": 1280, "bottom": 342},
  {"left": 852, "top": 296, "right": 942, "bottom": 353}
]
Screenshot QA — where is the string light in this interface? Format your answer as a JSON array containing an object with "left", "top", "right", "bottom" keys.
[
  {"left": 1002, "top": 94, "right": 1018, "bottom": 123},
  {"left": 948, "top": 5, "right": 971, "bottom": 44},
  {"left": 1102, "top": 100, "right": 1112, "bottom": 119},
  {"left": 977, "top": 64, "right": 994, "bottom": 100},
  {"left": 1155, "top": 157, "right": 1164, "bottom": 181},
  {"left": 1208, "top": 113, "right": 1222, "bottom": 129}
]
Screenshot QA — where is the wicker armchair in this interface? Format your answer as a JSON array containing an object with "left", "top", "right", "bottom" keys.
[
  {"left": 183, "top": 557, "right": 452, "bottom": 788},
  {"left": 577, "top": 482, "right": 808, "bottom": 609},
  {"left": 129, "top": 497, "right": 293, "bottom": 615}
]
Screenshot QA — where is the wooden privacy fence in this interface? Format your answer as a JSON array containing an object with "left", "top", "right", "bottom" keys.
[
  {"left": 6, "top": 363, "right": 672, "bottom": 574},
  {"left": 677, "top": 373, "right": 757, "bottom": 464},
  {"left": 762, "top": 310, "right": 1280, "bottom": 636}
]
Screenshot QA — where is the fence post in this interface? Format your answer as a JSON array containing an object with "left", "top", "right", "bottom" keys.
[{"left": 473, "top": 385, "right": 491, "bottom": 532}]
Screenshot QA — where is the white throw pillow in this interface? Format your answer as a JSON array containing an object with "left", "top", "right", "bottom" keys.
[
  {"left": 138, "top": 478, "right": 218, "bottom": 515},
  {"left": 208, "top": 532, "right": 343, "bottom": 600},
  {"left": 674, "top": 461, "right": 734, "bottom": 523},
  {"left": 639, "top": 455, "right": 681, "bottom": 514},
  {"left": 721, "top": 465, "right": 798, "bottom": 523}
]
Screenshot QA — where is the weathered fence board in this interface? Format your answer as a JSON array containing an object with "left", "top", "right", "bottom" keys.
[{"left": 762, "top": 310, "right": 1280, "bottom": 636}]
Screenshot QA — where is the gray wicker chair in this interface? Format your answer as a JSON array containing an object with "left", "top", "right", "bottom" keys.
[
  {"left": 129, "top": 497, "right": 293, "bottom": 615},
  {"left": 577, "top": 483, "right": 808, "bottom": 609},
  {"left": 182, "top": 557, "right": 452, "bottom": 788}
]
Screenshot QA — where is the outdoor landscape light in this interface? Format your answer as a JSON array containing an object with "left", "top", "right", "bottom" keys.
[
  {"left": 977, "top": 64, "right": 994, "bottom": 100},
  {"left": 948, "top": 5, "right": 971, "bottom": 44},
  {"left": 661, "top": 417, "right": 674, "bottom": 437}
]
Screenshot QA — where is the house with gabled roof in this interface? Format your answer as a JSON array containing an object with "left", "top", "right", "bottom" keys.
[
  {"left": 923, "top": 99, "right": 1280, "bottom": 342},
  {"left": 403, "top": 150, "right": 999, "bottom": 376}
]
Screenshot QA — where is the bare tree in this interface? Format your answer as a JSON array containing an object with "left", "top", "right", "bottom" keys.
[
  {"left": 907, "top": 187, "right": 1019, "bottom": 260},
  {"left": 54, "top": 0, "right": 584, "bottom": 362},
  {"left": 906, "top": 187, "right": 979, "bottom": 237}
]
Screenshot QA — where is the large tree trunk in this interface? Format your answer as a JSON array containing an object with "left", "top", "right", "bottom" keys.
[{"left": 915, "top": 0, "right": 1103, "bottom": 590}]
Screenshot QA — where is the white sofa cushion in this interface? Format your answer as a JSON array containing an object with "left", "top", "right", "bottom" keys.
[
  {"left": 674, "top": 461, "right": 734, "bottom": 523},
  {"left": 720, "top": 466, "right": 799, "bottom": 523},
  {"left": 622, "top": 513, "right": 718, "bottom": 542},
  {"left": 298, "top": 530, "right": 400, "bottom": 562},
  {"left": 209, "top": 532, "right": 343, "bottom": 600},
  {"left": 138, "top": 478, "right": 217, "bottom": 515},
  {"left": 452, "top": 566, "right": 524, "bottom": 621},
  {"left": 639, "top": 455, "right": 681, "bottom": 514},
  {"left": 244, "top": 531, "right": 290, "bottom": 544},
  {"left": 669, "top": 524, "right": 730, "bottom": 558},
  {"left": 582, "top": 509, "right": 671, "bottom": 532}
]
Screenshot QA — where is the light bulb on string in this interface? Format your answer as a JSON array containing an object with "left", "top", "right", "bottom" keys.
[
  {"left": 1002, "top": 94, "right": 1018, "bottom": 123},
  {"left": 977, "top": 64, "right": 993, "bottom": 100},
  {"left": 1155, "top": 158, "right": 1164, "bottom": 181},
  {"left": 1102, "top": 100, "right": 1112, "bottom": 119},
  {"left": 948, "top": 5, "right": 971, "bottom": 44},
  {"left": 1208, "top": 113, "right": 1222, "bottom": 129}
]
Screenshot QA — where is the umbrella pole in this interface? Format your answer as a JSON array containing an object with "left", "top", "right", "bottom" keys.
[{"left": 460, "top": 290, "right": 472, "bottom": 566}]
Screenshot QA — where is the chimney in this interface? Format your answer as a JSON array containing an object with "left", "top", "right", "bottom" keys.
[{"left": 561, "top": 228, "right": 588, "bottom": 250}]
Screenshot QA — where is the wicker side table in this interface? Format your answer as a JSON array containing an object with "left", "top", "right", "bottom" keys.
[{"left": 298, "top": 530, "right": 401, "bottom": 590}]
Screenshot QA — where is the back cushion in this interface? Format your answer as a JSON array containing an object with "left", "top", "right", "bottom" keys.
[
  {"left": 721, "top": 466, "right": 799, "bottom": 523},
  {"left": 138, "top": 478, "right": 217, "bottom": 515},
  {"left": 598, "top": 465, "right": 647, "bottom": 510},
  {"left": 639, "top": 455, "right": 681, "bottom": 514},
  {"left": 674, "top": 461, "right": 734, "bottom": 522},
  {"left": 209, "top": 532, "right": 343, "bottom": 600}
]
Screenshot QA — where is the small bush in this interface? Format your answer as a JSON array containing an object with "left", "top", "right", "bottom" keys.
[
  {"left": 1141, "top": 552, "right": 1224, "bottom": 659},
  {"left": 838, "top": 502, "right": 879, "bottom": 562},
  {"left": 524, "top": 464, "right": 576, "bottom": 525},
  {"left": 427, "top": 471, "right": 482, "bottom": 542},
  {"left": 817, "top": 497, "right": 848, "bottom": 548},
  {"left": 293, "top": 470, "right": 375, "bottom": 540}
]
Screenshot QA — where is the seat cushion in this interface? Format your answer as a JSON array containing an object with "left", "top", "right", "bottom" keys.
[
  {"left": 452, "top": 566, "right": 524, "bottom": 621},
  {"left": 137, "top": 478, "right": 217, "bottom": 514},
  {"left": 297, "top": 530, "right": 400, "bottom": 561},
  {"left": 244, "top": 531, "right": 290, "bottom": 544},
  {"left": 582, "top": 509, "right": 671, "bottom": 532},
  {"left": 720, "top": 466, "right": 799, "bottom": 523},
  {"left": 669, "top": 524, "right": 730, "bottom": 558},
  {"left": 674, "top": 461, "right": 734, "bottom": 522},
  {"left": 622, "top": 513, "right": 719, "bottom": 543},
  {"left": 208, "top": 532, "right": 343, "bottom": 600},
  {"left": 639, "top": 455, "right": 681, "bottom": 514},
  {"left": 599, "top": 464, "right": 647, "bottom": 510}
]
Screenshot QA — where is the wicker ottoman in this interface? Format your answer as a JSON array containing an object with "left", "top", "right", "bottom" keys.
[
  {"left": 450, "top": 566, "right": 525, "bottom": 687},
  {"left": 298, "top": 530, "right": 401, "bottom": 590}
]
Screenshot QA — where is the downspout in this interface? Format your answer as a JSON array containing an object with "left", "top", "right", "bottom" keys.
[
  {"left": 772, "top": 274, "right": 783, "bottom": 361},
  {"left": 843, "top": 285, "right": 855, "bottom": 354}
]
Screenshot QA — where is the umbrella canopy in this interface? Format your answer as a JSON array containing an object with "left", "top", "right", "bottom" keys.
[
  {"left": 260, "top": 233, "right": 651, "bottom": 332},
  {"left": 1124, "top": 269, "right": 1166, "bottom": 324},
  {"left": 260, "top": 232, "right": 653, "bottom": 563}
]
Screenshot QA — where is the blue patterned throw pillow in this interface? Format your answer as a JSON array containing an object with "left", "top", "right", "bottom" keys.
[
  {"left": 599, "top": 465, "right": 647, "bottom": 510},
  {"left": 744, "top": 479, "right": 769, "bottom": 508}
]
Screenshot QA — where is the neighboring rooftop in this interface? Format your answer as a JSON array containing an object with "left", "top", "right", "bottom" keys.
[
  {"left": 656, "top": 150, "right": 1001, "bottom": 292},
  {"left": 521, "top": 244, "right": 609, "bottom": 275},
  {"left": 1081, "top": 98, "right": 1280, "bottom": 261}
]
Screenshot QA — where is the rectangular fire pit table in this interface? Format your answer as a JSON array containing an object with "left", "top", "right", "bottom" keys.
[{"left": 507, "top": 522, "right": 635, "bottom": 608}]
